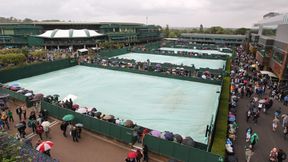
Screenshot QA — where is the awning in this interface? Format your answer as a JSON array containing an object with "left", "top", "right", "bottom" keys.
[{"left": 260, "top": 71, "right": 278, "bottom": 78}]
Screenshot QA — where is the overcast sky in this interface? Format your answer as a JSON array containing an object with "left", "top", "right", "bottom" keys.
[{"left": 1, "top": 0, "right": 288, "bottom": 28}]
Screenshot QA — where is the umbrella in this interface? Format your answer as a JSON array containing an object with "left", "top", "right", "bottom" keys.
[
  {"left": 95, "top": 112, "right": 102, "bottom": 118},
  {"left": 75, "top": 107, "right": 88, "bottom": 114},
  {"left": 75, "top": 123, "right": 84, "bottom": 127},
  {"left": 91, "top": 107, "right": 97, "bottom": 112},
  {"left": 127, "top": 151, "right": 137, "bottom": 159},
  {"left": 174, "top": 134, "right": 183, "bottom": 143},
  {"left": 62, "top": 94, "right": 77, "bottom": 102},
  {"left": 62, "top": 114, "right": 74, "bottom": 121},
  {"left": 124, "top": 120, "right": 134, "bottom": 128},
  {"left": 72, "top": 104, "right": 79, "bottom": 110},
  {"left": 41, "top": 121, "right": 50, "bottom": 127},
  {"left": 31, "top": 93, "right": 44, "bottom": 102},
  {"left": 150, "top": 130, "right": 161, "bottom": 137},
  {"left": 182, "top": 136, "right": 195, "bottom": 147},
  {"left": 258, "top": 99, "right": 266, "bottom": 104},
  {"left": 15, "top": 123, "right": 24, "bottom": 128},
  {"left": 103, "top": 115, "right": 114, "bottom": 120},
  {"left": 17, "top": 89, "right": 24, "bottom": 93},
  {"left": 228, "top": 116, "right": 236, "bottom": 122},
  {"left": 24, "top": 93, "right": 33, "bottom": 97},
  {"left": 10, "top": 86, "right": 20, "bottom": 91},
  {"left": 0, "top": 94, "right": 9, "bottom": 99},
  {"left": 164, "top": 131, "right": 174, "bottom": 141},
  {"left": 36, "top": 141, "right": 54, "bottom": 153},
  {"left": 284, "top": 96, "right": 288, "bottom": 102}
]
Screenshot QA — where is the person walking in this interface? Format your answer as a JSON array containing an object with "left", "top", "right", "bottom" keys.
[
  {"left": 269, "top": 147, "right": 278, "bottom": 162},
  {"left": 71, "top": 126, "right": 78, "bottom": 142},
  {"left": 277, "top": 148, "right": 287, "bottom": 162},
  {"left": 60, "top": 121, "right": 68, "bottom": 137},
  {"left": 250, "top": 133, "right": 259, "bottom": 149},
  {"left": 7, "top": 110, "right": 14, "bottom": 122},
  {"left": 21, "top": 105, "right": 27, "bottom": 120},
  {"left": 245, "top": 145, "right": 254, "bottom": 162},
  {"left": 143, "top": 145, "right": 149, "bottom": 162},
  {"left": 1, "top": 112, "right": 9, "bottom": 130},
  {"left": 272, "top": 117, "right": 280, "bottom": 132},
  {"left": 136, "top": 149, "right": 143, "bottom": 162},
  {"left": 35, "top": 122, "right": 44, "bottom": 140},
  {"left": 16, "top": 106, "right": 22, "bottom": 121}
]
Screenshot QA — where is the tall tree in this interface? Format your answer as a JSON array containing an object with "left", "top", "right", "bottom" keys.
[
  {"left": 164, "top": 24, "right": 170, "bottom": 38},
  {"left": 200, "top": 24, "right": 204, "bottom": 33}
]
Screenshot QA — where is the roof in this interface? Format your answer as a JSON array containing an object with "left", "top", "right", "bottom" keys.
[
  {"left": 260, "top": 71, "right": 278, "bottom": 78},
  {"left": 36, "top": 29, "right": 103, "bottom": 38},
  {"left": 181, "top": 33, "right": 246, "bottom": 39},
  {"left": 255, "top": 13, "right": 288, "bottom": 26},
  {"left": 0, "top": 22, "right": 144, "bottom": 26}
]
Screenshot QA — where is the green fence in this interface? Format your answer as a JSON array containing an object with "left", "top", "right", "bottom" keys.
[
  {"left": 0, "top": 88, "right": 27, "bottom": 102},
  {"left": 144, "top": 135, "right": 223, "bottom": 162},
  {"left": 99, "top": 48, "right": 129, "bottom": 57},
  {"left": 0, "top": 59, "right": 77, "bottom": 83},
  {"left": 81, "top": 63, "right": 222, "bottom": 85},
  {"left": 41, "top": 101, "right": 134, "bottom": 144}
]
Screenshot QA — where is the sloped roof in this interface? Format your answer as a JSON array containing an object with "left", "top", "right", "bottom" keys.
[{"left": 37, "top": 29, "right": 103, "bottom": 38}]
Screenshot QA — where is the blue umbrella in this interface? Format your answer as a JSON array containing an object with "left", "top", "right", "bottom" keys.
[
  {"left": 284, "top": 96, "right": 288, "bottom": 102},
  {"left": 228, "top": 116, "right": 236, "bottom": 122},
  {"left": 164, "top": 131, "right": 174, "bottom": 141}
]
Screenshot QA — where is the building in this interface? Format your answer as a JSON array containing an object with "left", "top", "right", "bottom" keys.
[
  {"left": 0, "top": 22, "right": 162, "bottom": 48},
  {"left": 247, "top": 13, "right": 288, "bottom": 82},
  {"left": 180, "top": 33, "right": 245, "bottom": 46}
]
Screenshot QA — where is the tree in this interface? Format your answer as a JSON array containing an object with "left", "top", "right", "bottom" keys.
[
  {"left": 164, "top": 24, "right": 170, "bottom": 38},
  {"left": 235, "top": 28, "right": 250, "bottom": 35},
  {"left": 200, "top": 24, "right": 204, "bottom": 33}
]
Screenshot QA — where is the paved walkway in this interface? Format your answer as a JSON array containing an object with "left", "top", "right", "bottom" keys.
[
  {"left": 4, "top": 100, "right": 168, "bottom": 162},
  {"left": 234, "top": 94, "right": 288, "bottom": 162}
]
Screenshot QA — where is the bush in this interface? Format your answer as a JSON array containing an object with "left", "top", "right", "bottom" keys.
[
  {"left": 0, "top": 49, "right": 23, "bottom": 55},
  {"left": 0, "top": 53, "right": 26, "bottom": 66},
  {"left": 30, "top": 50, "right": 46, "bottom": 58}
]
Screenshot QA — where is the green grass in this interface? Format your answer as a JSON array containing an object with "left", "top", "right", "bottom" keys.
[{"left": 211, "top": 58, "right": 231, "bottom": 156}]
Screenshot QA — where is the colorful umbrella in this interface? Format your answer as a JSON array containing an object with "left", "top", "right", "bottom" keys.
[
  {"left": 75, "top": 123, "right": 84, "bottom": 127},
  {"left": 41, "top": 121, "right": 50, "bottom": 127},
  {"left": 36, "top": 141, "right": 54, "bottom": 153},
  {"left": 127, "top": 151, "right": 137, "bottom": 159},
  {"left": 124, "top": 120, "right": 134, "bottom": 128},
  {"left": 75, "top": 107, "right": 87, "bottom": 114},
  {"left": 62, "top": 114, "right": 74, "bottom": 121},
  {"left": 31, "top": 93, "right": 44, "bottom": 102},
  {"left": 150, "top": 130, "right": 161, "bottom": 137}
]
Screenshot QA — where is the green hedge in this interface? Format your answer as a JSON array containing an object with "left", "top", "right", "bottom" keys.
[
  {"left": 0, "top": 53, "right": 26, "bottom": 66},
  {"left": 211, "top": 58, "right": 231, "bottom": 156}
]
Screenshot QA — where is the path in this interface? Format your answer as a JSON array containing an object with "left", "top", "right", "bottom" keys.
[{"left": 4, "top": 100, "right": 168, "bottom": 162}]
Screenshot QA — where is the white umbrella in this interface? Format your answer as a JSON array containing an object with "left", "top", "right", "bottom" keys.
[
  {"left": 24, "top": 93, "right": 33, "bottom": 97},
  {"left": 41, "top": 121, "right": 50, "bottom": 127},
  {"left": 259, "top": 99, "right": 266, "bottom": 104},
  {"left": 75, "top": 107, "right": 88, "bottom": 114},
  {"left": 62, "top": 94, "right": 77, "bottom": 102}
]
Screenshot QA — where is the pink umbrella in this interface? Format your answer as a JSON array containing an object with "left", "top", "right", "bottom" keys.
[
  {"left": 150, "top": 130, "right": 161, "bottom": 137},
  {"left": 127, "top": 151, "right": 137, "bottom": 158},
  {"left": 36, "top": 141, "right": 54, "bottom": 153}
]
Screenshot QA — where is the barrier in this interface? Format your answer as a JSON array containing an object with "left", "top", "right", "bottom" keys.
[
  {"left": 132, "top": 49, "right": 228, "bottom": 60},
  {"left": 41, "top": 101, "right": 134, "bottom": 144},
  {"left": 99, "top": 48, "right": 129, "bottom": 57},
  {"left": 0, "top": 88, "right": 27, "bottom": 102},
  {"left": 81, "top": 63, "right": 222, "bottom": 85},
  {"left": 0, "top": 59, "right": 77, "bottom": 83},
  {"left": 143, "top": 135, "right": 223, "bottom": 162}
]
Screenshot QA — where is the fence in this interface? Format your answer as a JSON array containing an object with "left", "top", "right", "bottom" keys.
[
  {"left": 81, "top": 63, "right": 222, "bottom": 85},
  {"left": 0, "top": 59, "right": 77, "bottom": 83},
  {"left": 99, "top": 48, "right": 129, "bottom": 57},
  {"left": 143, "top": 135, "right": 223, "bottom": 162},
  {"left": 41, "top": 101, "right": 134, "bottom": 144}
]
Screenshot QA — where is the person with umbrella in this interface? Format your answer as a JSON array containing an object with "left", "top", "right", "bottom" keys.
[
  {"left": 41, "top": 120, "right": 50, "bottom": 139},
  {"left": 71, "top": 126, "right": 78, "bottom": 142},
  {"left": 75, "top": 123, "right": 83, "bottom": 139},
  {"left": 36, "top": 141, "right": 53, "bottom": 157},
  {"left": 17, "top": 120, "right": 26, "bottom": 138},
  {"left": 60, "top": 121, "right": 69, "bottom": 137}
]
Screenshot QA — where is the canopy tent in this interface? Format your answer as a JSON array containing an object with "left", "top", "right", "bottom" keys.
[
  {"left": 260, "top": 71, "right": 278, "bottom": 78},
  {"left": 37, "top": 29, "right": 104, "bottom": 39}
]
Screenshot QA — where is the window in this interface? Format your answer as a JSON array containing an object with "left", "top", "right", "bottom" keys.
[{"left": 272, "top": 48, "right": 285, "bottom": 64}]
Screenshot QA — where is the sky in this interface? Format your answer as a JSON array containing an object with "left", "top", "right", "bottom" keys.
[{"left": 0, "top": 0, "right": 288, "bottom": 28}]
